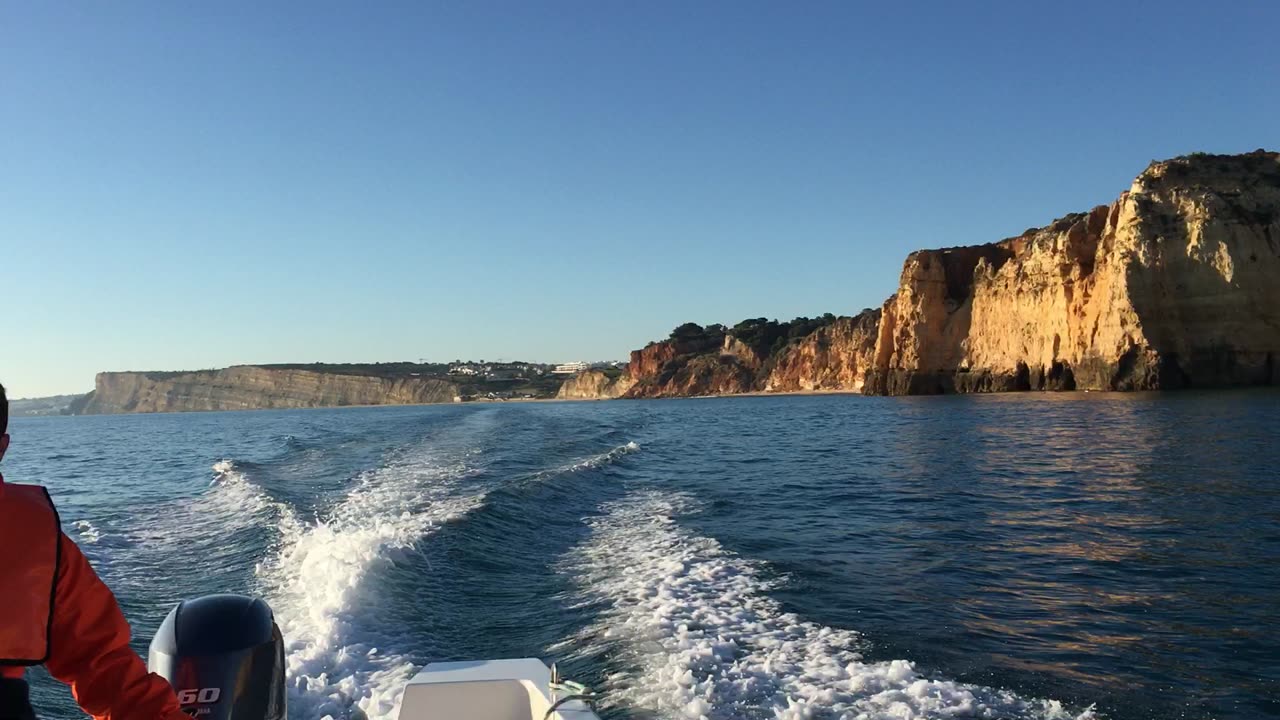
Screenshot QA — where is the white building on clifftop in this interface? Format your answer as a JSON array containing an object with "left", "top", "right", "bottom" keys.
[{"left": 552, "top": 361, "right": 590, "bottom": 375}]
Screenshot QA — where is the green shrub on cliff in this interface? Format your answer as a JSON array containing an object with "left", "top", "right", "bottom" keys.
[
  {"left": 730, "top": 315, "right": 840, "bottom": 358},
  {"left": 670, "top": 322, "right": 708, "bottom": 341},
  {"left": 729, "top": 318, "right": 778, "bottom": 351},
  {"left": 669, "top": 322, "right": 727, "bottom": 346}
]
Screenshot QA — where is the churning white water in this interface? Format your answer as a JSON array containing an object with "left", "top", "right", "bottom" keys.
[{"left": 560, "top": 491, "right": 1095, "bottom": 720}]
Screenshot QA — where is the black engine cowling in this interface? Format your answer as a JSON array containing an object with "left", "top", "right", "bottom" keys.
[{"left": 148, "top": 594, "right": 286, "bottom": 720}]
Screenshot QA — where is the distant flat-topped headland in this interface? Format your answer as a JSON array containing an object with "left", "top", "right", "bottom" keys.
[
  {"left": 71, "top": 362, "right": 571, "bottom": 414},
  {"left": 77, "top": 366, "right": 459, "bottom": 414}
]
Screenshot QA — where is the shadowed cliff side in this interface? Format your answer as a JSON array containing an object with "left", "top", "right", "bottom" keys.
[{"left": 80, "top": 366, "right": 460, "bottom": 414}]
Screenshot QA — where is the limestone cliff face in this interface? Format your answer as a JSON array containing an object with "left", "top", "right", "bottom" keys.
[
  {"left": 765, "top": 311, "right": 881, "bottom": 392},
  {"left": 619, "top": 319, "right": 881, "bottom": 398},
  {"left": 611, "top": 150, "right": 1279, "bottom": 398},
  {"left": 626, "top": 334, "right": 723, "bottom": 381},
  {"left": 555, "top": 370, "right": 636, "bottom": 400},
  {"left": 866, "top": 150, "right": 1280, "bottom": 393},
  {"left": 622, "top": 333, "right": 761, "bottom": 398},
  {"left": 80, "top": 367, "right": 460, "bottom": 414},
  {"left": 623, "top": 355, "right": 754, "bottom": 398}
]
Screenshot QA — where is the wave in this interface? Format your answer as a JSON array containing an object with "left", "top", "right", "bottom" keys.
[
  {"left": 72, "top": 519, "right": 101, "bottom": 544},
  {"left": 101, "top": 460, "right": 300, "bottom": 606},
  {"left": 205, "top": 460, "right": 299, "bottom": 532},
  {"left": 254, "top": 446, "right": 485, "bottom": 720},
  {"left": 130, "top": 460, "right": 293, "bottom": 547},
  {"left": 534, "top": 441, "right": 641, "bottom": 479},
  {"left": 557, "top": 491, "right": 1095, "bottom": 720}
]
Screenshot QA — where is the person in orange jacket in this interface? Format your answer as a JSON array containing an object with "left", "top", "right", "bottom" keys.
[{"left": 0, "top": 383, "right": 190, "bottom": 720}]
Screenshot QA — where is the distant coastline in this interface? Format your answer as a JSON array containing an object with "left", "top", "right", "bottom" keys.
[{"left": 15, "top": 150, "right": 1280, "bottom": 415}]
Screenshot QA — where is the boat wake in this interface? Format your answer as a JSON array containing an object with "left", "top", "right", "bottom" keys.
[
  {"left": 128, "top": 460, "right": 291, "bottom": 562},
  {"left": 253, "top": 438, "right": 645, "bottom": 720},
  {"left": 560, "top": 440, "right": 641, "bottom": 473},
  {"left": 140, "top": 436, "right": 643, "bottom": 720},
  {"left": 252, "top": 442, "right": 487, "bottom": 720},
  {"left": 533, "top": 441, "right": 641, "bottom": 479},
  {"left": 207, "top": 459, "right": 298, "bottom": 532},
  {"left": 558, "top": 491, "right": 1096, "bottom": 720}
]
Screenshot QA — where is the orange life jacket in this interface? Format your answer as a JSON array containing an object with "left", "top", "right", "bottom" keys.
[{"left": 0, "top": 481, "right": 61, "bottom": 667}]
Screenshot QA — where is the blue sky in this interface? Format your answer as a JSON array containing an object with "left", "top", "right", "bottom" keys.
[{"left": 3, "top": 1, "right": 1278, "bottom": 397}]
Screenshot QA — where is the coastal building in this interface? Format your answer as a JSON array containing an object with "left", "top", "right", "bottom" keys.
[{"left": 552, "top": 361, "right": 590, "bottom": 375}]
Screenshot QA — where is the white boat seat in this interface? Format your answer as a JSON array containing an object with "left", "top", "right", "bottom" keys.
[{"left": 397, "top": 659, "right": 599, "bottom": 720}]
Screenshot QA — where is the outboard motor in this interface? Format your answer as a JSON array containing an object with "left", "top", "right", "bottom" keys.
[{"left": 148, "top": 594, "right": 286, "bottom": 720}]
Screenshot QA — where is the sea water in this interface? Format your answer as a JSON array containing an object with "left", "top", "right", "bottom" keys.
[{"left": 6, "top": 392, "right": 1277, "bottom": 719}]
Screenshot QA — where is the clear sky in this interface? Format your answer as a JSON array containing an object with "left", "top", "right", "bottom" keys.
[{"left": 3, "top": 1, "right": 1278, "bottom": 397}]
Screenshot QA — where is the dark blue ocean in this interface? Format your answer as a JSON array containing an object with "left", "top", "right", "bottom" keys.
[{"left": 5, "top": 393, "right": 1278, "bottom": 720}]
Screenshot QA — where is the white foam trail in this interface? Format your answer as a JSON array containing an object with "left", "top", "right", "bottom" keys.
[
  {"left": 72, "top": 519, "right": 101, "bottom": 544},
  {"left": 574, "top": 440, "right": 641, "bottom": 471},
  {"left": 539, "top": 441, "right": 641, "bottom": 478},
  {"left": 559, "top": 491, "right": 1095, "bottom": 720},
  {"left": 130, "top": 460, "right": 295, "bottom": 553},
  {"left": 204, "top": 459, "right": 299, "bottom": 530},
  {"left": 255, "top": 447, "right": 483, "bottom": 720},
  {"left": 208, "top": 439, "right": 638, "bottom": 720}
]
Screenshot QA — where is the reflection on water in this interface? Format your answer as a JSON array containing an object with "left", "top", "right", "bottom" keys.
[
  {"left": 955, "top": 397, "right": 1174, "bottom": 697},
  {"left": 682, "top": 390, "right": 1280, "bottom": 720}
]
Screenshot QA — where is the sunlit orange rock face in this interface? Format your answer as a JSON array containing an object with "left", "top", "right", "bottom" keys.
[
  {"left": 764, "top": 312, "right": 881, "bottom": 393},
  {"left": 623, "top": 334, "right": 760, "bottom": 399},
  {"left": 866, "top": 150, "right": 1280, "bottom": 393},
  {"left": 556, "top": 370, "right": 635, "bottom": 400},
  {"left": 597, "top": 150, "right": 1280, "bottom": 398}
]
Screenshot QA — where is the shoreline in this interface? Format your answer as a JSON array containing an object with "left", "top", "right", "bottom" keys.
[
  {"left": 23, "top": 389, "right": 874, "bottom": 417},
  {"left": 23, "top": 385, "right": 1280, "bottom": 419}
]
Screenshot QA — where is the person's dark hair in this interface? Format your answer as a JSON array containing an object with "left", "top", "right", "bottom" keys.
[{"left": 0, "top": 382, "right": 7, "bottom": 435}]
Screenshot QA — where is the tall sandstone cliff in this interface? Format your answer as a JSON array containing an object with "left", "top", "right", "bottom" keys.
[
  {"left": 867, "top": 150, "right": 1280, "bottom": 393},
  {"left": 582, "top": 150, "right": 1280, "bottom": 399},
  {"left": 555, "top": 370, "right": 636, "bottom": 400},
  {"left": 80, "top": 366, "right": 459, "bottom": 414},
  {"left": 765, "top": 312, "right": 882, "bottom": 392},
  {"left": 624, "top": 333, "right": 764, "bottom": 399}
]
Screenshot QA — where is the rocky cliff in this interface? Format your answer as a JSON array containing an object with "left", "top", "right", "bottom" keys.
[
  {"left": 555, "top": 370, "right": 636, "bottom": 400},
  {"left": 592, "top": 316, "right": 863, "bottom": 399},
  {"left": 765, "top": 311, "right": 882, "bottom": 392},
  {"left": 866, "top": 150, "right": 1280, "bottom": 393},
  {"left": 601, "top": 150, "right": 1280, "bottom": 398},
  {"left": 80, "top": 366, "right": 460, "bottom": 414},
  {"left": 623, "top": 332, "right": 763, "bottom": 399}
]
